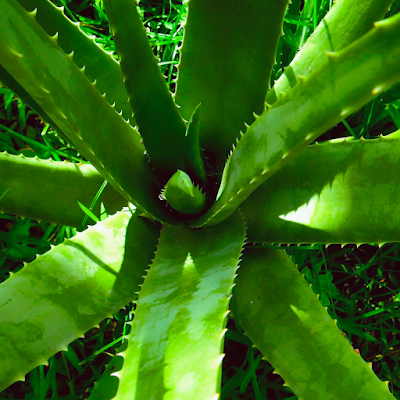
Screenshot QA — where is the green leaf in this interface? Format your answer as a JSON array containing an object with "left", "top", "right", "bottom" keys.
[
  {"left": 0, "top": 0, "right": 172, "bottom": 223},
  {"left": 194, "top": 12, "right": 400, "bottom": 227},
  {"left": 163, "top": 170, "right": 206, "bottom": 214},
  {"left": 0, "top": 152, "right": 126, "bottom": 227},
  {"left": 77, "top": 201, "right": 100, "bottom": 224},
  {"left": 268, "top": 0, "right": 394, "bottom": 103},
  {"left": 103, "top": 0, "right": 187, "bottom": 182},
  {"left": 17, "top": 0, "right": 133, "bottom": 120},
  {"left": 104, "top": 210, "right": 245, "bottom": 400},
  {"left": 235, "top": 247, "right": 394, "bottom": 400},
  {"left": 176, "top": 0, "right": 289, "bottom": 167},
  {"left": 0, "top": 209, "right": 160, "bottom": 391},
  {"left": 241, "top": 131, "right": 400, "bottom": 245},
  {"left": 184, "top": 103, "right": 207, "bottom": 185}
]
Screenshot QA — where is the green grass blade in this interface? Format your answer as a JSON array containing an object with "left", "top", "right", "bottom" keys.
[
  {"left": 175, "top": 0, "right": 289, "bottom": 168},
  {"left": 0, "top": 152, "right": 126, "bottom": 227},
  {"left": 0, "top": 209, "right": 160, "bottom": 392},
  {"left": 235, "top": 247, "right": 395, "bottom": 400},
  {"left": 0, "top": 0, "right": 171, "bottom": 222},
  {"left": 103, "top": 0, "right": 187, "bottom": 182},
  {"left": 77, "top": 201, "right": 100, "bottom": 223},
  {"left": 268, "top": 0, "right": 394, "bottom": 104},
  {"left": 193, "top": 11, "right": 400, "bottom": 227},
  {"left": 241, "top": 131, "right": 400, "bottom": 245},
  {"left": 16, "top": 0, "right": 132, "bottom": 120},
  {"left": 104, "top": 211, "right": 245, "bottom": 400}
]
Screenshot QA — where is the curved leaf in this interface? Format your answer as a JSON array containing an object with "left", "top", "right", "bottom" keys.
[
  {"left": 0, "top": 152, "right": 126, "bottom": 227},
  {"left": 103, "top": 0, "right": 187, "bottom": 182},
  {"left": 0, "top": 0, "right": 173, "bottom": 223},
  {"left": 241, "top": 131, "right": 400, "bottom": 245},
  {"left": 267, "top": 0, "right": 394, "bottom": 103},
  {"left": 176, "top": 0, "right": 289, "bottom": 168},
  {"left": 104, "top": 211, "right": 245, "bottom": 400},
  {"left": 235, "top": 247, "right": 395, "bottom": 400},
  {"left": 193, "top": 11, "right": 400, "bottom": 227},
  {"left": 0, "top": 209, "right": 160, "bottom": 392},
  {"left": 17, "top": 0, "right": 132, "bottom": 120}
]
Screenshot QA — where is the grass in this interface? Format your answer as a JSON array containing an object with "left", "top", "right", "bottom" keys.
[{"left": 1, "top": 0, "right": 400, "bottom": 398}]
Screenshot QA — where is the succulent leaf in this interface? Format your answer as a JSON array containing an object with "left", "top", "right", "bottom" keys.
[
  {"left": 163, "top": 170, "right": 206, "bottom": 214},
  {"left": 0, "top": 152, "right": 126, "bottom": 227},
  {"left": 0, "top": 0, "right": 174, "bottom": 223},
  {"left": 16, "top": 0, "right": 133, "bottom": 120},
  {"left": 104, "top": 211, "right": 245, "bottom": 400},
  {"left": 1, "top": 0, "right": 400, "bottom": 398},
  {"left": 103, "top": 0, "right": 187, "bottom": 182},
  {"left": 235, "top": 247, "right": 395, "bottom": 400},
  {"left": 184, "top": 103, "right": 207, "bottom": 185},
  {"left": 267, "top": 0, "right": 395, "bottom": 104},
  {"left": 176, "top": 0, "right": 290, "bottom": 167},
  {"left": 242, "top": 131, "right": 400, "bottom": 245},
  {"left": 193, "top": 11, "right": 400, "bottom": 227},
  {"left": 0, "top": 209, "right": 160, "bottom": 392}
]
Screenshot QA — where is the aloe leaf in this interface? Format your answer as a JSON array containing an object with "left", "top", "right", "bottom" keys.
[
  {"left": 241, "top": 131, "right": 400, "bottom": 245},
  {"left": 268, "top": 0, "right": 394, "bottom": 104},
  {"left": 0, "top": 152, "right": 126, "bottom": 227},
  {"left": 0, "top": 0, "right": 173, "bottom": 223},
  {"left": 175, "top": 0, "right": 289, "bottom": 167},
  {"left": 103, "top": 0, "right": 187, "bottom": 182},
  {"left": 101, "top": 211, "right": 245, "bottom": 400},
  {"left": 193, "top": 11, "right": 400, "bottom": 227},
  {"left": 163, "top": 170, "right": 206, "bottom": 215},
  {"left": 16, "top": 0, "right": 132, "bottom": 120},
  {"left": 184, "top": 103, "right": 207, "bottom": 185},
  {"left": 0, "top": 209, "right": 160, "bottom": 392},
  {"left": 234, "top": 247, "right": 395, "bottom": 400}
]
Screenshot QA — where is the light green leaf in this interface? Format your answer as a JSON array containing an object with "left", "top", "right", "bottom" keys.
[
  {"left": 0, "top": 209, "right": 159, "bottom": 391},
  {"left": 105, "top": 210, "right": 245, "bottom": 400},
  {"left": 235, "top": 247, "right": 394, "bottom": 400}
]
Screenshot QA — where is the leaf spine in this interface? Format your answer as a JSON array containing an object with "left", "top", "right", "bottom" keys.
[
  {"left": 28, "top": 8, "right": 38, "bottom": 18},
  {"left": 49, "top": 32, "right": 59, "bottom": 43},
  {"left": 250, "top": 177, "right": 257, "bottom": 184}
]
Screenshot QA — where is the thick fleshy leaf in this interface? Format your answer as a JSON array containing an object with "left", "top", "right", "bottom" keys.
[
  {"left": 235, "top": 247, "right": 395, "bottom": 400},
  {"left": 242, "top": 131, "right": 400, "bottom": 245},
  {"left": 17, "top": 0, "right": 132, "bottom": 120},
  {"left": 184, "top": 103, "right": 207, "bottom": 185},
  {"left": 0, "top": 0, "right": 173, "bottom": 223},
  {"left": 0, "top": 209, "right": 160, "bottom": 392},
  {"left": 95, "top": 210, "right": 245, "bottom": 400},
  {"left": 267, "top": 0, "right": 394, "bottom": 103},
  {"left": 0, "top": 152, "right": 126, "bottom": 226},
  {"left": 103, "top": 0, "right": 187, "bottom": 182},
  {"left": 163, "top": 170, "right": 206, "bottom": 214},
  {"left": 176, "top": 0, "right": 289, "bottom": 168},
  {"left": 193, "top": 11, "right": 400, "bottom": 227}
]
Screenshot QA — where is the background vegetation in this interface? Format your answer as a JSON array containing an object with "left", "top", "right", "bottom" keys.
[{"left": 2, "top": 0, "right": 400, "bottom": 398}]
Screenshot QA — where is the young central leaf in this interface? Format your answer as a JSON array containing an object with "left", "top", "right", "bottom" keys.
[{"left": 163, "top": 170, "right": 206, "bottom": 214}]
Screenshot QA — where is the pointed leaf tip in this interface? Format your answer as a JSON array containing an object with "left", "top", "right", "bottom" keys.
[{"left": 163, "top": 170, "right": 206, "bottom": 214}]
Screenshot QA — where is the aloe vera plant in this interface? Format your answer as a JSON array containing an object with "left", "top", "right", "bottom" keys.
[{"left": 2, "top": 0, "right": 400, "bottom": 398}]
